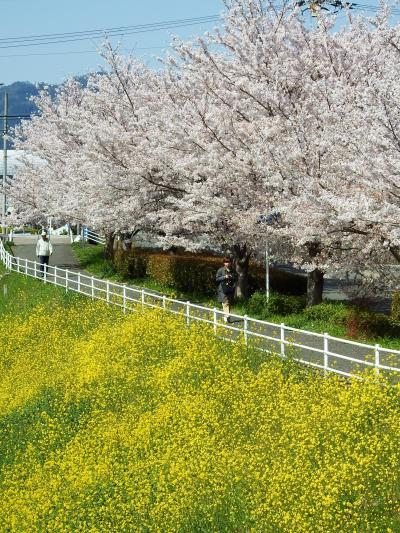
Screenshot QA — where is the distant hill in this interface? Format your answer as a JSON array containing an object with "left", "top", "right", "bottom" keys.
[
  {"left": 0, "top": 81, "right": 57, "bottom": 123},
  {"left": 0, "top": 77, "right": 89, "bottom": 142}
]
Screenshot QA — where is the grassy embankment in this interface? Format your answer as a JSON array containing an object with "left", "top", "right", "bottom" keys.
[
  {"left": 72, "top": 243, "right": 400, "bottom": 350},
  {"left": 0, "top": 272, "right": 399, "bottom": 531}
]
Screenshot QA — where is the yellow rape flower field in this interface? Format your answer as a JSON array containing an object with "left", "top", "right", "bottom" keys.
[{"left": 0, "top": 280, "right": 400, "bottom": 532}]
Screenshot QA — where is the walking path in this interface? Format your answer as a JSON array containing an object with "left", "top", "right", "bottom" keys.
[
  {"left": 13, "top": 235, "right": 358, "bottom": 301},
  {"left": 12, "top": 235, "right": 82, "bottom": 272},
  {"left": 13, "top": 235, "right": 369, "bottom": 310},
  {"left": 11, "top": 235, "right": 161, "bottom": 297},
  {"left": 8, "top": 235, "right": 400, "bottom": 380}
]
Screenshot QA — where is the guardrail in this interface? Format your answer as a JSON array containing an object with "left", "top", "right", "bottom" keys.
[
  {"left": 82, "top": 228, "right": 106, "bottom": 245},
  {"left": 1, "top": 239, "right": 399, "bottom": 380}
]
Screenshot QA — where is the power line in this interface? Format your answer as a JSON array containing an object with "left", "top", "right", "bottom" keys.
[
  {"left": 0, "top": 15, "right": 219, "bottom": 44},
  {"left": 0, "top": 16, "right": 220, "bottom": 49},
  {"left": 0, "top": 4, "right": 397, "bottom": 57},
  {"left": 0, "top": 46, "right": 165, "bottom": 59}
]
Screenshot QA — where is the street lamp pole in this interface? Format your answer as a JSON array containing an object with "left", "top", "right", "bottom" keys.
[{"left": 258, "top": 212, "right": 281, "bottom": 301}]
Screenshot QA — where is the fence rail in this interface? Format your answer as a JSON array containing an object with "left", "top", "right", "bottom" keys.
[
  {"left": 1, "top": 239, "right": 400, "bottom": 380},
  {"left": 82, "top": 228, "right": 106, "bottom": 245}
]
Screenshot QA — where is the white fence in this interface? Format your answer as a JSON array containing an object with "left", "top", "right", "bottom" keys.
[
  {"left": 82, "top": 228, "right": 106, "bottom": 245},
  {"left": 1, "top": 239, "right": 400, "bottom": 380}
]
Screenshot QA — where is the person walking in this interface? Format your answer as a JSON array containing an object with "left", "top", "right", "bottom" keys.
[
  {"left": 36, "top": 230, "right": 53, "bottom": 277},
  {"left": 216, "top": 257, "right": 238, "bottom": 322}
]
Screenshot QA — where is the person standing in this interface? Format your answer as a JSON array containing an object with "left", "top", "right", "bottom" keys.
[
  {"left": 216, "top": 257, "right": 238, "bottom": 322},
  {"left": 36, "top": 230, "right": 53, "bottom": 277}
]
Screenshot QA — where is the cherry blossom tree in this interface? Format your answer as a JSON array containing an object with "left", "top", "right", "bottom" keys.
[
  {"left": 11, "top": 50, "right": 184, "bottom": 256},
  {"left": 166, "top": 0, "right": 400, "bottom": 304},
  {"left": 156, "top": 0, "right": 366, "bottom": 302},
  {"left": 281, "top": 10, "right": 400, "bottom": 297},
  {"left": 10, "top": 0, "right": 400, "bottom": 305}
]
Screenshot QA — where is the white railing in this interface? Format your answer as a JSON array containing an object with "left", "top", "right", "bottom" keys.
[
  {"left": 82, "top": 228, "right": 106, "bottom": 245},
  {"left": 1, "top": 239, "right": 399, "bottom": 380}
]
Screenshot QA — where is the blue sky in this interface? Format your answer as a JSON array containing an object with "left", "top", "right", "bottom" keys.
[
  {"left": 0, "top": 0, "right": 224, "bottom": 84},
  {"left": 0, "top": 0, "right": 396, "bottom": 85}
]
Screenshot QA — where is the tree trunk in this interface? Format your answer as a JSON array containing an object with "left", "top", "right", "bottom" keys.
[
  {"left": 105, "top": 232, "right": 116, "bottom": 260},
  {"left": 307, "top": 268, "right": 324, "bottom": 307},
  {"left": 232, "top": 243, "right": 251, "bottom": 300}
]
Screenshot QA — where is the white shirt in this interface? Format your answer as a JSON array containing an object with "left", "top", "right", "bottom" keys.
[{"left": 36, "top": 238, "right": 53, "bottom": 257}]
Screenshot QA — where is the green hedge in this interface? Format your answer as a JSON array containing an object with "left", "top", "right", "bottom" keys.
[
  {"left": 113, "top": 248, "right": 306, "bottom": 297},
  {"left": 303, "top": 301, "right": 349, "bottom": 325},
  {"left": 246, "top": 291, "right": 306, "bottom": 319},
  {"left": 345, "top": 308, "right": 400, "bottom": 339},
  {"left": 391, "top": 291, "right": 400, "bottom": 322}
]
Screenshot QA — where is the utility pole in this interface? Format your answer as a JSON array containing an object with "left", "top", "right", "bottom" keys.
[
  {"left": 1, "top": 92, "right": 8, "bottom": 240},
  {"left": 0, "top": 86, "right": 31, "bottom": 240}
]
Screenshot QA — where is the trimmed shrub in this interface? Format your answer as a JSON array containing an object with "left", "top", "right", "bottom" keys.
[
  {"left": 303, "top": 302, "right": 350, "bottom": 325},
  {"left": 345, "top": 308, "right": 400, "bottom": 339},
  {"left": 114, "top": 248, "right": 148, "bottom": 279},
  {"left": 147, "top": 254, "right": 220, "bottom": 295},
  {"left": 391, "top": 291, "right": 400, "bottom": 322},
  {"left": 146, "top": 254, "right": 177, "bottom": 287},
  {"left": 113, "top": 249, "right": 307, "bottom": 297},
  {"left": 172, "top": 256, "right": 217, "bottom": 295},
  {"left": 246, "top": 291, "right": 306, "bottom": 319}
]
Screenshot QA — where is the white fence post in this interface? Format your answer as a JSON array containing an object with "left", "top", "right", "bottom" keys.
[
  {"left": 186, "top": 301, "right": 190, "bottom": 326},
  {"left": 244, "top": 315, "right": 248, "bottom": 345},
  {"left": 324, "top": 333, "right": 329, "bottom": 375},
  {"left": 375, "top": 344, "right": 380, "bottom": 377},
  {"left": 3, "top": 243, "right": 400, "bottom": 383}
]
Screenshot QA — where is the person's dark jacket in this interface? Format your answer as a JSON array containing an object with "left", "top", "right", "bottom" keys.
[{"left": 216, "top": 266, "right": 238, "bottom": 303}]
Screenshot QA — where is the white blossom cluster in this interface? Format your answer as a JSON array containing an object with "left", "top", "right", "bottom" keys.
[{"left": 8, "top": 0, "right": 400, "bottom": 280}]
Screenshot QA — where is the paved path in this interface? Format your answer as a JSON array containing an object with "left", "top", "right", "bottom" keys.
[
  {"left": 12, "top": 235, "right": 83, "bottom": 272},
  {"left": 14, "top": 236, "right": 362, "bottom": 302},
  {"left": 9, "top": 236, "right": 400, "bottom": 380},
  {"left": 11, "top": 235, "right": 161, "bottom": 297}
]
